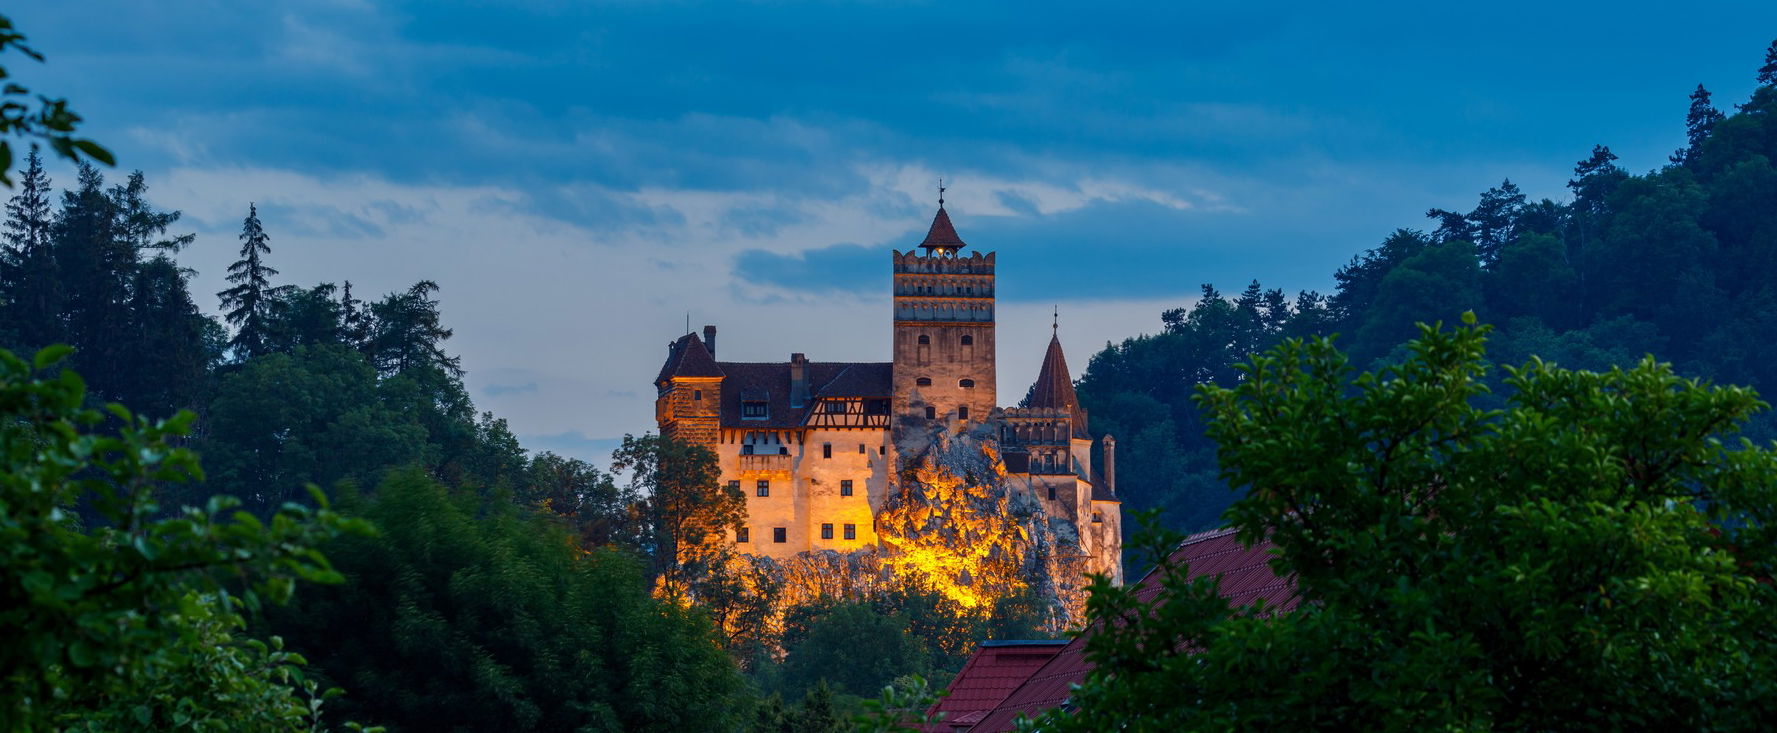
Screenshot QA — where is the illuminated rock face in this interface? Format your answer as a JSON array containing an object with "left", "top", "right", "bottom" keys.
[{"left": 653, "top": 202, "right": 1121, "bottom": 628}]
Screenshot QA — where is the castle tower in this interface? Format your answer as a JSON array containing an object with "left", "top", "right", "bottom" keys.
[
  {"left": 891, "top": 195, "right": 996, "bottom": 429},
  {"left": 653, "top": 328, "right": 724, "bottom": 447}
]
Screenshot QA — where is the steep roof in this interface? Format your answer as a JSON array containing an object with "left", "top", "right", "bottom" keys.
[
  {"left": 921, "top": 641, "right": 1068, "bottom": 732},
  {"left": 966, "top": 528, "right": 1294, "bottom": 731},
  {"left": 1026, "top": 333, "right": 1088, "bottom": 438},
  {"left": 919, "top": 206, "right": 967, "bottom": 252},
  {"left": 654, "top": 332, "right": 724, "bottom": 384},
  {"left": 716, "top": 360, "right": 892, "bottom": 428}
]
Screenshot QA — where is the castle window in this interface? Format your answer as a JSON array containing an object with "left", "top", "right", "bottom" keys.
[
  {"left": 958, "top": 406, "right": 969, "bottom": 420},
  {"left": 1048, "top": 485, "right": 1056, "bottom": 501},
  {"left": 823, "top": 443, "right": 832, "bottom": 459},
  {"left": 916, "top": 377, "right": 932, "bottom": 386},
  {"left": 857, "top": 443, "right": 865, "bottom": 454},
  {"left": 925, "top": 406, "right": 936, "bottom": 419},
  {"left": 737, "top": 527, "right": 750, "bottom": 543},
  {"left": 1093, "top": 512, "right": 1104, "bottom": 524},
  {"left": 727, "top": 480, "right": 740, "bottom": 493},
  {"left": 773, "top": 527, "right": 787, "bottom": 543},
  {"left": 693, "top": 389, "right": 702, "bottom": 401},
  {"left": 742, "top": 444, "right": 755, "bottom": 455},
  {"left": 960, "top": 335, "right": 973, "bottom": 346},
  {"left": 742, "top": 401, "right": 767, "bottom": 419},
  {"left": 959, "top": 379, "right": 974, "bottom": 388},
  {"left": 756, "top": 480, "right": 770, "bottom": 497},
  {"left": 843, "top": 524, "right": 856, "bottom": 540},
  {"left": 823, "top": 401, "right": 846, "bottom": 414},
  {"left": 917, "top": 334, "right": 930, "bottom": 345},
  {"left": 821, "top": 523, "right": 834, "bottom": 540},
  {"left": 841, "top": 480, "right": 854, "bottom": 497}
]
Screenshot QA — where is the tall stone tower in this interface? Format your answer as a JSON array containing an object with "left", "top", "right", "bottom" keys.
[{"left": 891, "top": 195, "right": 996, "bottom": 429}]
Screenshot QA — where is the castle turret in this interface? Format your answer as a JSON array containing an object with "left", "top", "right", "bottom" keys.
[
  {"left": 654, "top": 330, "right": 724, "bottom": 447},
  {"left": 892, "top": 196, "right": 996, "bottom": 430}
]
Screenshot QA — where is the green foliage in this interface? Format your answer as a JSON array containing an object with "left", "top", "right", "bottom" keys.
[
  {"left": 781, "top": 602, "right": 931, "bottom": 699},
  {"left": 1037, "top": 319, "right": 1777, "bottom": 730},
  {"left": 0, "top": 13, "right": 112, "bottom": 186},
  {"left": 266, "top": 469, "right": 745, "bottom": 732},
  {"left": 851, "top": 676, "right": 945, "bottom": 733},
  {"left": 0, "top": 346, "right": 372, "bottom": 730}
]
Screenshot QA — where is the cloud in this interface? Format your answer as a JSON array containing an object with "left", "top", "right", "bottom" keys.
[{"left": 484, "top": 382, "right": 538, "bottom": 397}]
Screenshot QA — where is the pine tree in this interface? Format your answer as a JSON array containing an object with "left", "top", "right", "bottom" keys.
[
  {"left": 218, "top": 203, "right": 278, "bottom": 361},
  {"left": 339, "top": 280, "right": 370, "bottom": 348},
  {"left": 1758, "top": 38, "right": 1777, "bottom": 87},
  {"left": 0, "top": 145, "right": 58, "bottom": 347},
  {"left": 367, "top": 280, "right": 461, "bottom": 377},
  {"left": 53, "top": 163, "right": 133, "bottom": 394},
  {"left": 1469, "top": 179, "right": 1526, "bottom": 265},
  {"left": 1672, "top": 85, "right": 1724, "bottom": 166},
  {"left": 109, "top": 170, "right": 194, "bottom": 255}
]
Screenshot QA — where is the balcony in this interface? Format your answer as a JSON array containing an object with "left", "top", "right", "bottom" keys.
[{"left": 739, "top": 453, "right": 792, "bottom": 474}]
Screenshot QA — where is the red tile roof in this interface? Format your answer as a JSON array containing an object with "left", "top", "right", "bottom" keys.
[
  {"left": 964, "top": 528, "right": 1294, "bottom": 731},
  {"left": 921, "top": 640, "right": 1068, "bottom": 732},
  {"left": 920, "top": 206, "right": 967, "bottom": 251},
  {"left": 1026, "top": 333, "right": 1088, "bottom": 439}
]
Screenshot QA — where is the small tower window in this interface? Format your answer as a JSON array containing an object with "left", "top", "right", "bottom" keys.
[
  {"left": 821, "top": 523, "right": 834, "bottom": 540},
  {"left": 727, "top": 480, "right": 740, "bottom": 493},
  {"left": 737, "top": 527, "right": 750, "bottom": 543},
  {"left": 958, "top": 406, "right": 970, "bottom": 420},
  {"left": 773, "top": 527, "right": 787, "bottom": 543},
  {"left": 756, "top": 480, "right": 770, "bottom": 497},
  {"left": 857, "top": 443, "right": 866, "bottom": 454},
  {"left": 823, "top": 443, "right": 832, "bottom": 459},
  {"left": 917, "top": 335, "right": 930, "bottom": 345},
  {"left": 693, "top": 389, "right": 703, "bottom": 400},
  {"left": 843, "top": 524, "right": 856, "bottom": 540},
  {"left": 960, "top": 335, "right": 973, "bottom": 346},
  {"left": 1048, "top": 485, "right": 1057, "bottom": 500},
  {"left": 916, "top": 377, "right": 932, "bottom": 386},
  {"left": 924, "top": 406, "right": 936, "bottom": 419},
  {"left": 841, "top": 480, "right": 854, "bottom": 497},
  {"left": 959, "top": 379, "right": 974, "bottom": 388}
]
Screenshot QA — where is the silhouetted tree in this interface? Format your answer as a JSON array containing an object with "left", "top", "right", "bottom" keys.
[{"left": 218, "top": 203, "right": 278, "bottom": 361}]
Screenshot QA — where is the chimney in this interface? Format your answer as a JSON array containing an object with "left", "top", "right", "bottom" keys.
[
  {"left": 789, "top": 353, "right": 809, "bottom": 408},
  {"left": 1102, "top": 434, "right": 1116, "bottom": 496},
  {"left": 702, "top": 324, "right": 717, "bottom": 357}
]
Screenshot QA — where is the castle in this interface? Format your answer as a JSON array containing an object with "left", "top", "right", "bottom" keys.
[{"left": 653, "top": 198, "right": 1123, "bottom": 586}]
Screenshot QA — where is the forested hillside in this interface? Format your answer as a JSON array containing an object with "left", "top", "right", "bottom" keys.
[{"left": 1082, "top": 49, "right": 1777, "bottom": 533}]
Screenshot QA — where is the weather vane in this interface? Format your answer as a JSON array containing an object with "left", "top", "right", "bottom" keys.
[
  {"left": 1053, "top": 306, "right": 1059, "bottom": 334},
  {"left": 938, "top": 178, "right": 946, "bottom": 208}
]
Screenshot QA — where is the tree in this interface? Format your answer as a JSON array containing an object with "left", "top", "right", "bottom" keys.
[
  {"left": 219, "top": 203, "right": 279, "bottom": 362},
  {"left": 0, "top": 144, "right": 57, "bottom": 347},
  {"left": 0, "top": 345, "right": 371, "bottom": 730},
  {"left": 612, "top": 433, "right": 747, "bottom": 599},
  {"left": 0, "top": 13, "right": 113, "bottom": 186},
  {"left": 1758, "top": 37, "right": 1777, "bottom": 87},
  {"left": 109, "top": 170, "right": 193, "bottom": 256},
  {"left": 1350, "top": 240, "right": 1482, "bottom": 364},
  {"left": 1674, "top": 84, "right": 1725, "bottom": 166},
  {"left": 1468, "top": 179, "right": 1525, "bottom": 264},
  {"left": 365, "top": 280, "right": 460, "bottom": 377},
  {"left": 267, "top": 469, "right": 745, "bottom": 732},
  {"left": 1041, "top": 317, "right": 1777, "bottom": 730},
  {"left": 780, "top": 602, "right": 930, "bottom": 699}
]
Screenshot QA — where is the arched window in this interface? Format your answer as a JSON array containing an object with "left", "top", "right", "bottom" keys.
[
  {"left": 916, "top": 377, "right": 932, "bottom": 386},
  {"left": 960, "top": 335, "right": 973, "bottom": 346},
  {"left": 917, "top": 335, "right": 930, "bottom": 345},
  {"left": 959, "top": 379, "right": 974, "bottom": 388}
]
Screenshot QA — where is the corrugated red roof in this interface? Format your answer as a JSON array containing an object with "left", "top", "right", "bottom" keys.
[
  {"left": 920, "top": 206, "right": 967, "bottom": 251},
  {"left": 921, "top": 640, "right": 1068, "bottom": 732},
  {"left": 965, "top": 528, "right": 1294, "bottom": 731}
]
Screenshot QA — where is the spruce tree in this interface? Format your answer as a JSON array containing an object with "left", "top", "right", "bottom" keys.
[
  {"left": 339, "top": 279, "right": 370, "bottom": 348},
  {"left": 110, "top": 170, "right": 194, "bottom": 255},
  {"left": 1672, "top": 84, "right": 1724, "bottom": 166},
  {"left": 0, "top": 145, "right": 57, "bottom": 347},
  {"left": 218, "top": 203, "right": 278, "bottom": 361},
  {"left": 1758, "top": 38, "right": 1777, "bottom": 87}
]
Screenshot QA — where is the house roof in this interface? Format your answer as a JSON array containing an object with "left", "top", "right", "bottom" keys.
[
  {"left": 964, "top": 528, "right": 1294, "bottom": 731},
  {"left": 654, "top": 332, "right": 724, "bottom": 384},
  {"left": 921, "top": 640, "right": 1068, "bottom": 732},
  {"left": 716, "top": 360, "right": 893, "bottom": 428},
  {"left": 919, "top": 205, "right": 967, "bottom": 251},
  {"left": 1026, "top": 333, "right": 1088, "bottom": 439}
]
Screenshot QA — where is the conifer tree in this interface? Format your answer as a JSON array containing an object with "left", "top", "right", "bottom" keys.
[
  {"left": 339, "top": 279, "right": 370, "bottom": 348},
  {"left": 109, "top": 170, "right": 194, "bottom": 255},
  {"left": 53, "top": 163, "right": 132, "bottom": 391},
  {"left": 1469, "top": 179, "right": 1526, "bottom": 265},
  {"left": 218, "top": 203, "right": 278, "bottom": 361},
  {"left": 0, "top": 145, "right": 57, "bottom": 346},
  {"left": 1672, "top": 84, "right": 1724, "bottom": 166},
  {"left": 1758, "top": 38, "right": 1777, "bottom": 87}
]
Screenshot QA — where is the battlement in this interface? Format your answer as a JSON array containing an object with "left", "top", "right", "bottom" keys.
[{"left": 892, "top": 249, "right": 996, "bottom": 275}]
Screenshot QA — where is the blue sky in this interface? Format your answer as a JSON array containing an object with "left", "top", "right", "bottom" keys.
[{"left": 10, "top": 1, "right": 1777, "bottom": 462}]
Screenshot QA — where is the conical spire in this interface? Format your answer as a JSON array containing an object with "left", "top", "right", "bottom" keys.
[
  {"left": 1028, "top": 323, "right": 1088, "bottom": 438},
  {"left": 919, "top": 181, "right": 966, "bottom": 254}
]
